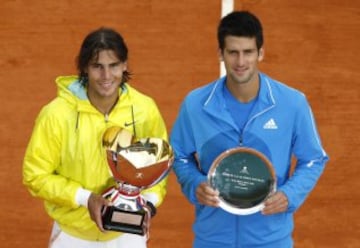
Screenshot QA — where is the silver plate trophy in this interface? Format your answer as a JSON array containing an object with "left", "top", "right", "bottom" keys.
[
  {"left": 208, "top": 147, "right": 276, "bottom": 215},
  {"left": 101, "top": 126, "right": 173, "bottom": 235}
]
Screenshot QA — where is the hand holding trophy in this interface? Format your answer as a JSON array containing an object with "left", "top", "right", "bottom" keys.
[{"left": 101, "top": 126, "right": 173, "bottom": 235}]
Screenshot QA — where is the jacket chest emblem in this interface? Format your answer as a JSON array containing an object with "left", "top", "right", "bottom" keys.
[{"left": 263, "top": 118, "right": 278, "bottom": 129}]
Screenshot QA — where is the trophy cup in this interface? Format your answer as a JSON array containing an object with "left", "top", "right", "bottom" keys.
[
  {"left": 208, "top": 147, "right": 276, "bottom": 215},
  {"left": 101, "top": 126, "right": 173, "bottom": 235}
]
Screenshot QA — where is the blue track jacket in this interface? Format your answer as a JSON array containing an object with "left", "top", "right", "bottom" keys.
[{"left": 170, "top": 73, "right": 328, "bottom": 248}]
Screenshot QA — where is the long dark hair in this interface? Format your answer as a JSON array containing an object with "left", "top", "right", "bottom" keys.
[{"left": 76, "top": 27, "right": 131, "bottom": 86}]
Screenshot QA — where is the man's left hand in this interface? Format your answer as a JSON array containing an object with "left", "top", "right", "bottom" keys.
[{"left": 261, "top": 191, "right": 288, "bottom": 215}]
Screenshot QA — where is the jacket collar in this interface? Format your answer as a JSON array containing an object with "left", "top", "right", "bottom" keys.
[
  {"left": 203, "top": 73, "right": 276, "bottom": 122},
  {"left": 55, "top": 75, "right": 130, "bottom": 114}
]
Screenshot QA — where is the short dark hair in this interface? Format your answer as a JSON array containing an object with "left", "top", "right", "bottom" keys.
[
  {"left": 217, "top": 11, "right": 263, "bottom": 51},
  {"left": 76, "top": 27, "right": 131, "bottom": 86}
]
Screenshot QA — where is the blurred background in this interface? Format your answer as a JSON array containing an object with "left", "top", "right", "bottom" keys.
[{"left": 0, "top": 0, "right": 359, "bottom": 247}]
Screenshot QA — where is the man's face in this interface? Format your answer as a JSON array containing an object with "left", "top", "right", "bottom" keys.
[
  {"left": 86, "top": 49, "right": 127, "bottom": 101},
  {"left": 220, "top": 35, "right": 264, "bottom": 86}
]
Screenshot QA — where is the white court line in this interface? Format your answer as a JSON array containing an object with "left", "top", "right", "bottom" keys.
[
  {"left": 220, "top": 0, "right": 234, "bottom": 77},
  {"left": 221, "top": 0, "right": 234, "bottom": 17}
]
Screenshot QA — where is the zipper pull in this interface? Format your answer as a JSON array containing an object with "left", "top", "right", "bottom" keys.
[{"left": 105, "top": 113, "right": 109, "bottom": 122}]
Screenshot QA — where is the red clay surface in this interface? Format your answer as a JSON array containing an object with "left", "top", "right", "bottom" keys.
[{"left": 1, "top": 0, "right": 359, "bottom": 247}]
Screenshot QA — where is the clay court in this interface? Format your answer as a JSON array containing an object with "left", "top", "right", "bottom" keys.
[{"left": 0, "top": 0, "right": 359, "bottom": 247}]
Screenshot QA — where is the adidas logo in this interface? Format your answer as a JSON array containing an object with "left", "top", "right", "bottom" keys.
[{"left": 263, "top": 118, "right": 278, "bottom": 129}]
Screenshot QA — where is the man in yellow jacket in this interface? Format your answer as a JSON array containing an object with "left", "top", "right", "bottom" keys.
[{"left": 23, "top": 27, "right": 169, "bottom": 248}]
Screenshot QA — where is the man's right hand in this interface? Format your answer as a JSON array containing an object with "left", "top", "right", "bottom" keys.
[
  {"left": 196, "top": 182, "right": 220, "bottom": 207},
  {"left": 87, "top": 193, "right": 112, "bottom": 232}
]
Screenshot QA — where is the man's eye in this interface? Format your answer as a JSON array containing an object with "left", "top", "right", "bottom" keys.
[
  {"left": 110, "top": 63, "right": 120, "bottom": 68},
  {"left": 245, "top": 50, "right": 256, "bottom": 55},
  {"left": 91, "top": 64, "right": 101, "bottom": 68}
]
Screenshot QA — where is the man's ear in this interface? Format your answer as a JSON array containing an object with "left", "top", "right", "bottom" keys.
[
  {"left": 218, "top": 48, "right": 224, "bottom": 61},
  {"left": 258, "top": 48, "right": 264, "bottom": 62},
  {"left": 123, "top": 61, "right": 128, "bottom": 71}
]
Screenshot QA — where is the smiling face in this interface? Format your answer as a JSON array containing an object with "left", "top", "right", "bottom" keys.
[
  {"left": 220, "top": 35, "right": 264, "bottom": 87},
  {"left": 85, "top": 49, "right": 127, "bottom": 111}
]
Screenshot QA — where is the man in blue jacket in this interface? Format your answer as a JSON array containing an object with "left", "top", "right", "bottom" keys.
[{"left": 170, "top": 11, "right": 328, "bottom": 248}]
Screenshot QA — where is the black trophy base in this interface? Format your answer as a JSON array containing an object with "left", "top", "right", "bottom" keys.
[{"left": 102, "top": 206, "right": 146, "bottom": 235}]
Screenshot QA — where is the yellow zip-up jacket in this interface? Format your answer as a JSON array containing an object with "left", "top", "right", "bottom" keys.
[{"left": 23, "top": 75, "right": 169, "bottom": 241}]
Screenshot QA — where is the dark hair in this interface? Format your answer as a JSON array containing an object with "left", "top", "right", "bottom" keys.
[
  {"left": 76, "top": 27, "right": 131, "bottom": 86},
  {"left": 217, "top": 11, "right": 263, "bottom": 51}
]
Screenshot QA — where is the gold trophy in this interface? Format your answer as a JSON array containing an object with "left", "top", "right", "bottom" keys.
[{"left": 101, "top": 126, "right": 173, "bottom": 235}]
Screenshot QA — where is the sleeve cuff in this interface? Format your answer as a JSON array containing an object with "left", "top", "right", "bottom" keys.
[
  {"left": 141, "top": 192, "right": 159, "bottom": 206},
  {"left": 75, "top": 188, "right": 92, "bottom": 207}
]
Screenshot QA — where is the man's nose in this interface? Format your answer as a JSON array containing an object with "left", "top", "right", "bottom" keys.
[
  {"left": 102, "top": 66, "right": 111, "bottom": 79},
  {"left": 237, "top": 53, "right": 245, "bottom": 66}
]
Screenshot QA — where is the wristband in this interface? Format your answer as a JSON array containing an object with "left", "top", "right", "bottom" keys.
[{"left": 145, "top": 201, "right": 157, "bottom": 217}]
